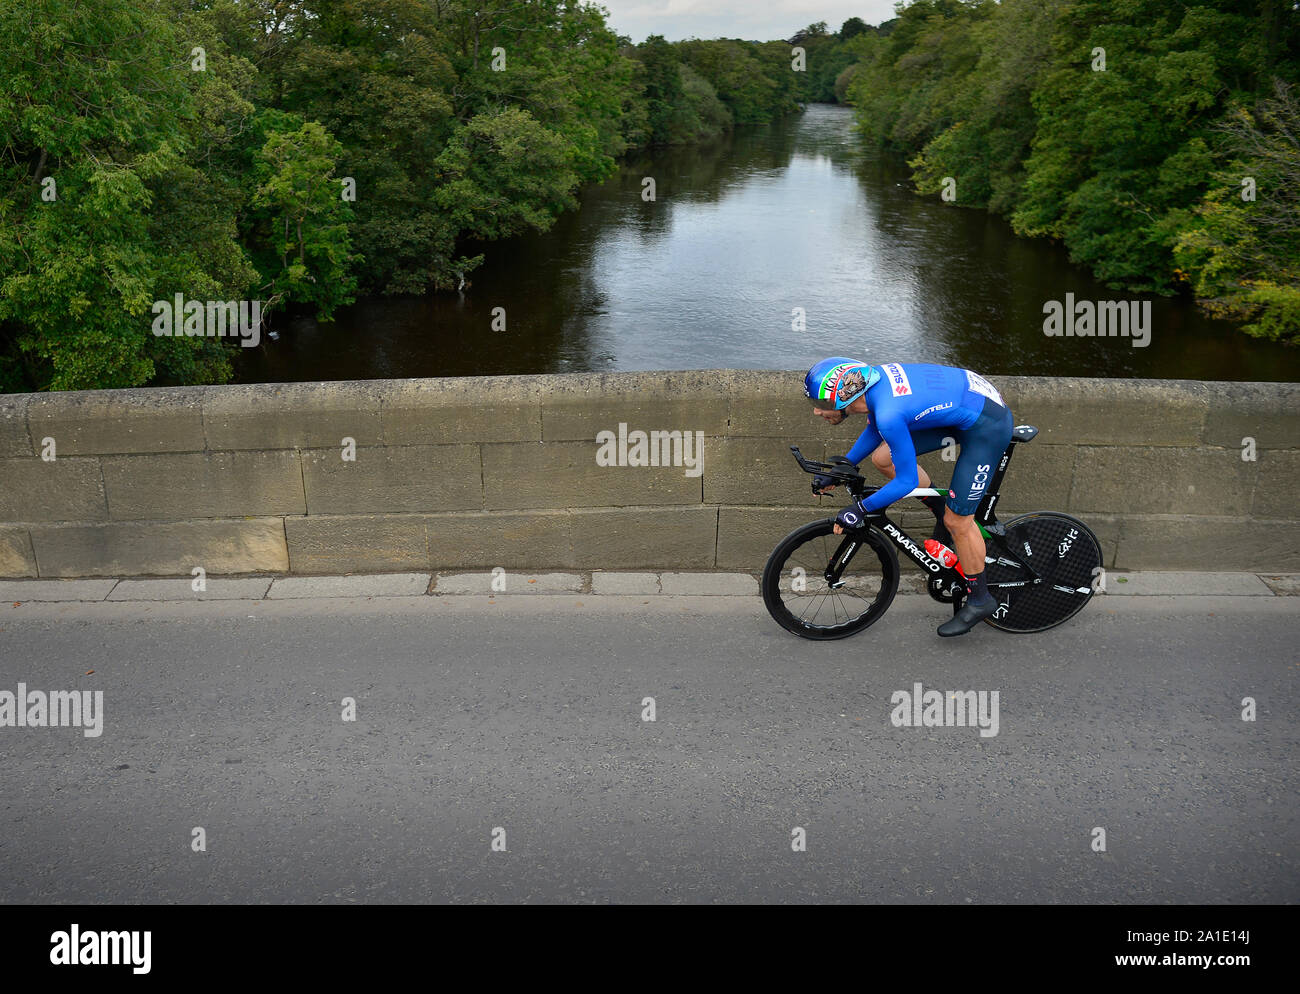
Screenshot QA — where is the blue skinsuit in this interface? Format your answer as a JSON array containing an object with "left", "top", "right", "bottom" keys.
[{"left": 844, "top": 363, "right": 1014, "bottom": 516}]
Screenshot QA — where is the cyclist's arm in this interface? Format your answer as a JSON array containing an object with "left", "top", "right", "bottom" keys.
[
  {"left": 844, "top": 420, "right": 884, "bottom": 467},
  {"left": 859, "top": 413, "right": 919, "bottom": 513}
]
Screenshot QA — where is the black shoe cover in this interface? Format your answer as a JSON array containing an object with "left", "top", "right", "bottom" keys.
[{"left": 937, "top": 595, "right": 997, "bottom": 637}]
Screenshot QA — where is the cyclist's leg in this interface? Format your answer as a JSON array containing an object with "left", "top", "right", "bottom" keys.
[
  {"left": 867, "top": 427, "right": 949, "bottom": 487},
  {"left": 937, "top": 401, "right": 1014, "bottom": 636},
  {"left": 899, "top": 427, "right": 956, "bottom": 531},
  {"left": 868, "top": 441, "right": 932, "bottom": 489},
  {"left": 942, "top": 402, "right": 1013, "bottom": 564}
]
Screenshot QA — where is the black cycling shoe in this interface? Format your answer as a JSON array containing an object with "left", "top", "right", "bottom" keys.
[{"left": 937, "top": 595, "right": 997, "bottom": 637}]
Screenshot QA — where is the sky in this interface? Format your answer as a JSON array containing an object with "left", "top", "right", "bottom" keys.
[{"left": 594, "top": 1, "right": 904, "bottom": 43}]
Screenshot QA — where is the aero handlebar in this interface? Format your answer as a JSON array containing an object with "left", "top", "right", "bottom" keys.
[{"left": 789, "top": 446, "right": 954, "bottom": 499}]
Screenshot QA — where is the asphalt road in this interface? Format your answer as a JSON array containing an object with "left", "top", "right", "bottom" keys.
[{"left": 0, "top": 593, "right": 1295, "bottom": 904}]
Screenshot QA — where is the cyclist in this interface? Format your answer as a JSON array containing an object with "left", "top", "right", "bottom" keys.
[{"left": 803, "top": 357, "right": 1014, "bottom": 637}]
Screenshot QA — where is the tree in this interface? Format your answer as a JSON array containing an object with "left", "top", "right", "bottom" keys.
[
  {"left": 1174, "top": 80, "right": 1300, "bottom": 341},
  {"left": 1, "top": 0, "right": 820, "bottom": 391},
  {"left": 844, "top": 0, "right": 1298, "bottom": 335},
  {"left": 635, "top": 36, "right": 690, "bottom": 144},
  {"left": 909, "top": 0, "right": 1063, "bottom": 211},
  {"left": 840, "top": 17, "right": 870, "bottom": 41},
  {"left": 679, "top": 39, "right": 795, "bottom": 124},
  {"left": 0, "top": 0, "right": 255, "bottom": 390},
  {"left": 1012, "top": 0, "right": 1256, "bottom": 288},
  {"left": 433, "top": 107, "right": 580, "bottom": 241},
  {"left": 251, "top": 120, "right": 358, "bottom": 317}
]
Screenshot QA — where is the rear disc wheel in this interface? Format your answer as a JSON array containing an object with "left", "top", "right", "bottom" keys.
[{"left": 983, "top": 512, "right": 1103, "bottom": 633}]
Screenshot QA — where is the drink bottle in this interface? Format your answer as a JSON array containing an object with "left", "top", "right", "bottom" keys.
[{"left": 924, "top": 538, "right": 959, "bottom": 569}]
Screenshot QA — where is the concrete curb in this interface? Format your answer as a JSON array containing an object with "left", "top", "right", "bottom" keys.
[
  {"left": 107, "top": 578, "right": 273, "bottom": 601},
  {"left": 1104, "top": 572, "right": 1274, "bottom": 596},
  {"left": 435, "top": 572, "right": 584, "bottom": 594},
  {"left": 0, "top": 571, "right": 1294, "bottom": 603},
  {"left": 266, "top": 573, "right": 432, "bottom": 599},
  {"left": 0, "top": 579, "right": 118, "bottom": 601}
]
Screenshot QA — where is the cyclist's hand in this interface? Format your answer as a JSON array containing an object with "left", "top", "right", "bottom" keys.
[
  {"left": 833, "top": 502, "right": 883, "bottom": 534},
  {"left": 813, "top": 456, "right": 856, "bottom": 495},
  {"left": 811, "top": 457, "right": 852, "bottom": 496},
  {"left": 834, "top": 502, "right": 865, "bottom": 533}
]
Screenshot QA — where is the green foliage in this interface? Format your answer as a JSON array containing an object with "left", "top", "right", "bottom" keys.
[
  {"left": 680, "top": 66, "right": 732, "bottom": 143},
  {"left": 849, "top": 0, "right": 1300, "bottom": 338},
  {"left": 251, "top": 121, "right": 358, "bottom": 317},
  {"left": 848, "top": 0, "right": 996, "bottom": 149},
  {"left": 1010, "top": 0, "right": 1250, "bottom": 289},
  {"left": 840, "top": 18, "right": 870, "bottom": 42},
  {"left": 677, "top": 39, "right": 799, "bottom": 124},
  {"left": 266, "top": 0, "right": 461, "bottom": 294},
  {"left": 789, "top": 22, "right": 861, "bottom": 103},
  {"left": 0, "top": 0, "right": 257, "bottom": 391},
  {"left": 631, "top": 35, "right": 709, "bottom": 146},
  {"left": 433, "top": 106, "right": 579, "bottom": 240},
  {"left": 907, "top": 0, "right": 1060, "bottom": 212},
  {"left": 2, "top": 0, "right": 823, "bottom": 391},
  {"left": 1173, "top": 82, "right": 1300, "bottom": 342}
]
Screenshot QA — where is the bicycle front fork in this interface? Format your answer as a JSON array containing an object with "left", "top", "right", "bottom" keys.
[{"left": 823, "top": 534, "right": 861, "bottom": 588}]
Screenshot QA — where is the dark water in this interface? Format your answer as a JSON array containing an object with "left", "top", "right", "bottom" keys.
[{"left": 236, "top": 103, "right": 1300, "bottom": 384}]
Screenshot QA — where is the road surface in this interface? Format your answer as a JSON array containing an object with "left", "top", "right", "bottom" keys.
[{"left": 0, "top": 592, "right": 1295, "bottom": 903}]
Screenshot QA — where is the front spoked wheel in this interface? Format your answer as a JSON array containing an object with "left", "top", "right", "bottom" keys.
[
  {"left": 983, "top": 512, "right": 1103, "bottom": 633},
  {"left": 761, "top": 519, "right": 900, "bottom": 640}
]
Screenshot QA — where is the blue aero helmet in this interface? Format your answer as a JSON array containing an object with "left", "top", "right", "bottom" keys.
[{"left": 803, "top": 358, "right": 879, "bottom": 410}]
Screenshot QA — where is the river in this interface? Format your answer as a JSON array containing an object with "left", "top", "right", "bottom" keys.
[{"left": 235, "top": 103, "right": 1300, "bottom": 384}]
